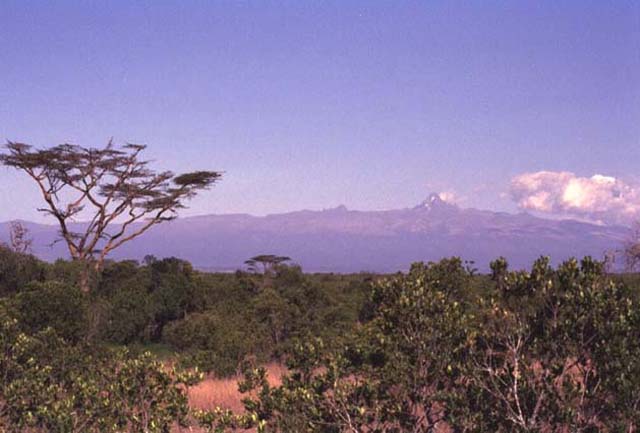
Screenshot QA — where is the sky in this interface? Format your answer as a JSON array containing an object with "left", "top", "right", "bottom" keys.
[{"left": 0, "top": 1, "right": 638, "bottom": 224}]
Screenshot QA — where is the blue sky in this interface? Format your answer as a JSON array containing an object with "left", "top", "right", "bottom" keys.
[{"left": 0, "top": 1, "right": 638, "bottom": 223}]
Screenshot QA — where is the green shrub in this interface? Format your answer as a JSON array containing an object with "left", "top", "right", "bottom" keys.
[
  {"left": 164, "top": 311, "right": 258, "bottom": 377},
  {"left": 10, "top": 281, "right": 89, "bottom": 343},
  {"left": 198, "top": 257, "right": 640, "bottom": 433},
  {"left": 101, "top": 285, "right": 153, "bottom": 344},
  {"left": 0, "top": 244, "right": 45, "bottom": 295},
  {"left": 0, "top": 309, "right": 201, "bottom": 432}
]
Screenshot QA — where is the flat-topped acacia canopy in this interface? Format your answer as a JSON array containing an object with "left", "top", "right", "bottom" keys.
[{"left": 0, "top": 140, "right": 221, "bottom": 292}]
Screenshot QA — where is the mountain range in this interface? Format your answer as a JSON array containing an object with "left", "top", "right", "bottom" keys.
[{"left": 0, "top": 194, "right": 630, "bottom": 273}]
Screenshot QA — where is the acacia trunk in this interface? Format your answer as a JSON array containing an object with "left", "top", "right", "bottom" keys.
[
  {"left": 77, "top": 259, "right": 103, "bottom": 293},
  {"left": 79, "top": 265, "right": 91, "bottom": 293}
]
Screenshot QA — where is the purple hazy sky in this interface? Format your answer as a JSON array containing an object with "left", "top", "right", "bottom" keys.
[{"left": 0, "top": 1, "right": 638, "bottom": 223}]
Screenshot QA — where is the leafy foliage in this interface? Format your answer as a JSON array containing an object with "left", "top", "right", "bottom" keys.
[
  {"left": 9, "top": 281, "right": 89, "bottom": 343},
  {"left": 0, "top": 306, "right": 201, "bottom": 432},
  {"left": 198, "top": 257, "right": 640, "bottom": 433},
  {"left": 0, "top": 244, "right": 45, "bottom": 295}
]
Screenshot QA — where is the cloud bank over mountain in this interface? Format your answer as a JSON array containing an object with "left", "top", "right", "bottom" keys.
[{"left": 510, "top": 171, "right": 640, "bottom": 225}]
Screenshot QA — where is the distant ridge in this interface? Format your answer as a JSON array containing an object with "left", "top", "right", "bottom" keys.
[{"left": 0, "top": 194, "right": 629, "bottom": 272}]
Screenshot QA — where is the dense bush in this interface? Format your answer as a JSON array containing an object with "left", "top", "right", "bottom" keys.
[
  {"left": 4, "top": 245, "right": 639, "bottom": 432},
  {"left": 9, "top": 281, "right": 89, "bottom": 343},
  {"left": 164, "top": 312, "right": 257, "bottom": 377},
  {"left": 96, "top": 257, "right": 199, "bottom": 344},
  {"left": 0, "top": 306, "right": 200, "bottom": 432},
  {"left": 164, "top": 263, "right": 368, "bottom": 376},
  {"left": 198, "top": 257, "right": 640, "bottom": 433},
  {"left": 101, "top": 284, "right": 153, "bottom": 344},
  {"left": 0, "top": 244, "right": 45, "bottom": 295},
  {"left": 456, "top": 256, "right": 640, "bottom": 431}
]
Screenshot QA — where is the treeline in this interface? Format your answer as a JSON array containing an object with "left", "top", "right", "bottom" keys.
[
  {"left": 0, "top": 245, "right": 371, "bottom": 376},
  {"left": 1, "top": 243, "right": 640, "bottom": 432}
]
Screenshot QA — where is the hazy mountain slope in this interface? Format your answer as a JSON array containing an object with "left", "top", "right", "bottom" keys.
[{"left": 0, "top": 195, "right": 629, "bottom": 272}]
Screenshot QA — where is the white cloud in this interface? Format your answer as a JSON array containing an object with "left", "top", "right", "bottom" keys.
[{"left": 510, "top": 171, "right": 640, "bottom": 225}]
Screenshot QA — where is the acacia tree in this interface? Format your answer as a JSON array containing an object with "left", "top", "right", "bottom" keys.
[
  {"left": 244, "top": 255, "right": 291, "bottom": 275},
  {"left": 244, "top": 254, "right": 291, "bottom": 292},
  {"left": 0, "top": 141, "right": 221, "bottom": 292}
]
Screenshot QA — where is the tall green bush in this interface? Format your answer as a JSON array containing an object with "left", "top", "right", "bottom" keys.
[{"left": 198, "top": 257, "right": 640, "bottom": 433}]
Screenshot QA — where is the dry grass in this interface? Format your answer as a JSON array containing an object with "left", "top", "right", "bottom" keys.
[{"left": 188, "top": 363, "right": 287, "bottom": 413}]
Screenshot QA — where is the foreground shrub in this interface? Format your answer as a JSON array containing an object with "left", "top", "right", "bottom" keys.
[
  {"left": 197, "top": 257, "right": 640, "bottom": 433},
  {"left": 0, "top": 309, "right": 201, "bottom": 432},
  {"left": 452, "top": 257, "right": 640, "bottom": 432}
]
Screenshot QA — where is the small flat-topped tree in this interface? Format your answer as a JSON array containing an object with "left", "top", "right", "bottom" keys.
[
  {"left": 1, "top": 140, "right": 221, "bottom": 292},
  {"left": 244, "top": 254, "right": 292, "bottom": 291},
  {"left": 245, "top": 254, "right": 291, "bottom": 275}
]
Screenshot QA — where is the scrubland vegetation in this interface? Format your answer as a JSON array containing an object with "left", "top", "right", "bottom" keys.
[{"left": 1, "top": 242, "right": 640, "bottom": 432}]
